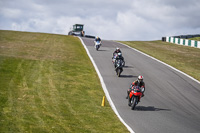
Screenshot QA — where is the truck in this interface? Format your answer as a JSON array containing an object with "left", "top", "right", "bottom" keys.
[{"left": 68, "top": 24, "right": 85, "bottom": 37}]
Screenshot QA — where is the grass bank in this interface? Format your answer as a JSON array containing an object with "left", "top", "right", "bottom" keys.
[
  {"left": 189, "top": 37, "right": 200, "bottom": 41},
  {"left": 119, "top": 40, "right": 200, "bottom": 81},
  {"left": 0, "top": 30, "right": 128, "bottom": 133}
]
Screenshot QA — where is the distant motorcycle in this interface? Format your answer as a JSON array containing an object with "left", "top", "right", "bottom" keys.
[
  {"left": 94, "top": 41, "right": 101, "bottom": 51},
  {"left": 128, "top": 86, "right": 144, "bottom": 110},
  {"left": 115, "top": 59, "right": 123, "bottom": 77}
]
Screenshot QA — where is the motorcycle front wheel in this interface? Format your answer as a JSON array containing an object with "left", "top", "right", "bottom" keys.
[
  {"left": 96, "top": 45, "right": 100, "bottom": 51},
  {"left": 117, "top": 68, "right": 121, "bottom": 77},
  {"left": 131, "top": 97, "right": 138, "bottom": 110}
]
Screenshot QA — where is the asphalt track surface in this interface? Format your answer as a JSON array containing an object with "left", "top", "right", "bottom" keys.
[{"left": 81, "top": 37, "right": 200, "bottom": 133}]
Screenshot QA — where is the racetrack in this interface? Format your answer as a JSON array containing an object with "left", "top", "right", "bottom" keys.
[{"left": 81, "top": 37, "right": 200, "bottom": 133}]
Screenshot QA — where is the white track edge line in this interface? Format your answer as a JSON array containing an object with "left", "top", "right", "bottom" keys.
[
  {"left": 78, "top": 37, "right": 135, "bottom": 133},
  {"left": 116, "top": 41, "right": 200, "bottom": 85}
]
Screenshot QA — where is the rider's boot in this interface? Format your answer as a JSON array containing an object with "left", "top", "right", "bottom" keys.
[
  {"left": 142, "top": 93, "right": 144, "bottom": 97},
  {"left": 126, "top": 90, "right": 130, "bottom": 99}
]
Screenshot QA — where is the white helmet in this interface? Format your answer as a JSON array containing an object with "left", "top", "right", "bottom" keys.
[{"left": 138, "top": 75, "right": 143, "bottom": 83}]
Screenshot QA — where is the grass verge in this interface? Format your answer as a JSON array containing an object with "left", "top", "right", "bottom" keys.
[
  {"left": 188, "top": 37, "right": 200, "bottom": 41},
  {"left": 119, "top": 40, "right": 200, "bottom": 81},
  {"left": 0, "top": 30, "right": 128, "bottom": 133}
]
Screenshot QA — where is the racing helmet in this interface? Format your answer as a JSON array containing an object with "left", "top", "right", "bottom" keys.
[
  {"left": 138, "top": 75, "right": 143, "bottom": 83},
  {"left": 116, "top": 47, "right": 120, "bottom": 52}
]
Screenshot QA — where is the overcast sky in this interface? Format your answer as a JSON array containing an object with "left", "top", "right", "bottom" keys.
[{"left": 0, "top": 0, "right": 200, "bottom": 40}]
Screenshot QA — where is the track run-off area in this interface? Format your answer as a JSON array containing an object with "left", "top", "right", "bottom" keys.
[{"left": 80, "top": 37, "right": 200, "bottom": 133}]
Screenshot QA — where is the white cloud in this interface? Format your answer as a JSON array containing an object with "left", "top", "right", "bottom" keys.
[
  {"left": 0, "top": 0, "right": 200, "bottom": 40},
  {"left": 0, "top": 8, "right": 22, "bottom": 19}
]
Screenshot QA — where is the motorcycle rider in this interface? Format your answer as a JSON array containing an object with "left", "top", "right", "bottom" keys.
[
  {"left": 94, "top": 36, "right": 101, "bottom": 48},
  {"left": 94, "top": 36, "right": 101, "bottom": 43},
  {"left": 112, "top": 47, "right": 122, "bottom": 63},
  {"left": 113, "top": 47, "right": 121, "bottom": 57},
  {"left": 115, "top": 53, "right": 124, "bottom": 68},
  {"left": 126, "top": 75, "right": 145, "bottom": 99}
]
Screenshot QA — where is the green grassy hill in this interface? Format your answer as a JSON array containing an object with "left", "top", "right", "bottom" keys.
[
  {"left": 0, "top": 30, "right": 128, "bottom": 133},
  {"left": 189, "top": 37, "right": 200, "bottom": 41}
]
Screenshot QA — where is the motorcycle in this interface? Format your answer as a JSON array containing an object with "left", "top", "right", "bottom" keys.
[
  {"left": 115, "top": 59, "right": 123, "bottom": 77},
  {"left": 128, "top": 86, "right": 144, "bottom": 110},
  {"left": 112, "top": 53, "right": 125, "bottom": 67},
  {"left": 94, "top": 40, "right": 101, "bottom": 51}
]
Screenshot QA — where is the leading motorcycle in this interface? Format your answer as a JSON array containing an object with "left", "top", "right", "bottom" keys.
[{"left": 128, "top": 86, "right": 144, "bottom": 110}]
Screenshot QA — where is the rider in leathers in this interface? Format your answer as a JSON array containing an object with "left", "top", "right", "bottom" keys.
[
  {"left": 115, "top": 53, "right": 124, "bottom": 68},
  {"left": 94, "top": 36, "right": 101, "bottom": 47},
  {"left": 126, "top": 75, "right": 145, "bottom": 99},
  {"left": 113, "top": 47, "right": 121, "bottom": 57},
  {"left": 95, "top": 36, "right": 101, "bottom": 42}
]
